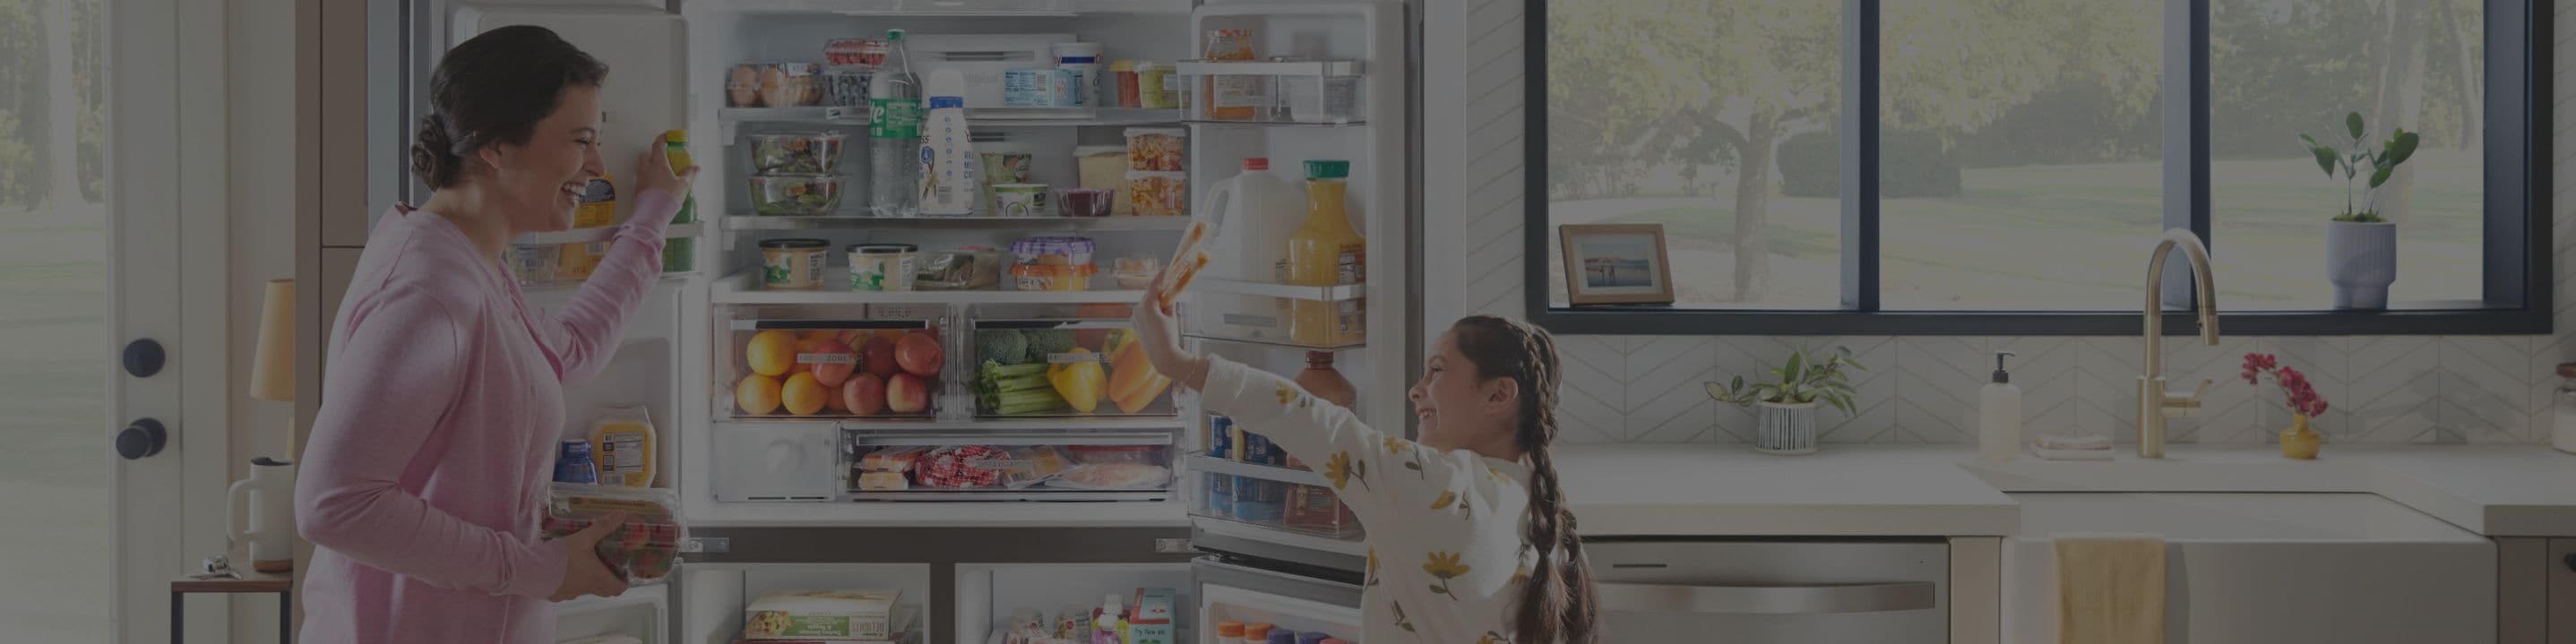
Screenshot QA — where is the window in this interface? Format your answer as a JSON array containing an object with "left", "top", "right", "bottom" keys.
[{"left": 1530, "top": 0, "right": 2546, "bottom": 335}]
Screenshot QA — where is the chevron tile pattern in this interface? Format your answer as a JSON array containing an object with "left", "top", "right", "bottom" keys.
[{"left": 1421, "top": 0, "right": 2576, "bottom": 446}]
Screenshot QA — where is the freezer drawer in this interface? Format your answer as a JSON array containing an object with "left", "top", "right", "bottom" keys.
[
  {"left": 1192, "top": 557, "right": 1364, "bottom": 644},
  {"left": 1590, "top": 539, "right": 1948, "bottom": 644}
]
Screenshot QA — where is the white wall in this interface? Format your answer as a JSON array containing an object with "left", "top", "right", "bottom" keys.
[{"left": 1422, "top": 0, "right": 2576, "bottom": 447}]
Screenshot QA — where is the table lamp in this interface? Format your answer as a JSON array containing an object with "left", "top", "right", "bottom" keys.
[{"left": 240, "top": 279, "right": 297, "bottom": 573}]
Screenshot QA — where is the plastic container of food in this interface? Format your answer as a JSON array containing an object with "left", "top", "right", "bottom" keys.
[
  {"left": 747, "top": 174, "right": 846, "bottom": 217},
  {"left": 746, "top": 132, "right": 847, "bottom": 175},
  {"left": 1009, "top": 236, "right": 1098, "bottom": 291},
  {"left": 1055, "top": 188, "right": 1113, "bottom": 218},
  {"left": 508, "top": 245, "right": 561, "bottom": 284},
  {"left": 1124, "top": 170, "right": 1188, "bottom": 217},
  {"left": 848, "top": 243, "right": 918, "bottom": 292},
  {"left": 824, "top": 38, "right": 888, "bottom": 68},
  {"left": 914, "top": 248, "right": 1002, "bottom": 290},
  {"left": 760, "top": 238, "right": 831, "bottom": 290},
  {"left": 1136, "top": 61, "right": 1176, "bottom": 109},
  {"left": 992, "top": 184, "right": 1050, "bottom": 217},
  {"left": 1125, "top": 127, "right": 1186, "bottom": 171},
  {"left": 1074, "top": 145, "right": 1129, "bottom": 216},
  {"left": 1113, "top": 256, "right": 1160, "bottom": 289}
]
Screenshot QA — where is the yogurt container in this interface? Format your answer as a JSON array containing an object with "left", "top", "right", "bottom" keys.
[{"left": 848, "top": 243, "right": 918, "bottom": 291}]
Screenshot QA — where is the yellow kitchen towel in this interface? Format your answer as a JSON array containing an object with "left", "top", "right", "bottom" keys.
[{"left": 2055, "top": 533, "right": 2166, "bottom": 644}]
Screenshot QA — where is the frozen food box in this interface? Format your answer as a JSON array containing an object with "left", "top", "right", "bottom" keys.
[{"left": 744, "top": 589, "right": 901, "bottom": 641}]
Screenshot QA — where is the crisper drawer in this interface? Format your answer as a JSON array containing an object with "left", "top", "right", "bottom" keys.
[
  {"left": 844, "top": 431, "right": 1176, "bottom": 502},
  {"left": 719, "top": 312, "right": 952, "bottom": 423},
  {"left": 1589, "top": 539, "right": 1948, "bottom": 644}
]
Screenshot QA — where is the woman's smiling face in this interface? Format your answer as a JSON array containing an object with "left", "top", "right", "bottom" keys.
[{"left": 473, "top": 84, "right": 606, "bottom": 234}]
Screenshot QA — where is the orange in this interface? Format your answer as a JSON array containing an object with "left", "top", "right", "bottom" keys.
[
  {"left": 745, "top": 330, "right": 797, "bottom": 376},
  {"left": 736, "top": 374, "right": 783, "bottom": 416},
  {"left": 781, "top": 373, "right": 829, "bottom": 416}
]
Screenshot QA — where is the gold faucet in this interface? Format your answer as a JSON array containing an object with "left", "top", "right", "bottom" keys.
[{"left": 2140, "top": 228, "right": 2219, "bottom": 459}]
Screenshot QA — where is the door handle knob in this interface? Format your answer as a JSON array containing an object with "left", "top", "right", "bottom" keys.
[
  {"left": 123, "top": 339, "right": 164, "bottom": 378},
  {"left": 116, "top": 418, "right": 167, "bottom": 460}
]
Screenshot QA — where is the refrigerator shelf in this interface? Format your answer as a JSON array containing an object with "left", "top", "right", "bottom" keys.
[
  {"left": 515, "top": 220, "right": 706, "bottom": 245},
  {"left": 846, "top": 431, "right": 1174, "bottom": 447},
  {"left": 1185, "top": 453, "right": 1324, "bottom": 487},
  {"left": 1185, "top": 278, "right": 1364, "bottom": 303},
  {"left": 849, "top": 489, "right": 1170, "bottom": 502},
  {"left": 1174, "top": 59, "right": 1364, "bottom": 77},
  {"left": 716, "top": 268, "right": 1150, "bottom": 305},
  {"left": 1182, "top": 332, "right": 1365, "bottom": 352},
  {"left": 1183, "top": 119, "right": 1368, "bottom": 128},
  {"left": 728, "top": 318, "right": 932, "bottom": 331},
  {"left": 702, "top": 0, "right": 1193, "bottom": 17},
  {"left": 718, "top": 106, "right": 1182, "bottom": 137},
  {"left": 719, "top": 416, "right": 1190, "bottom": 432},
  {"left": 725, "top": 214, "right": 1193, "bottom": 232},
  {"left": 1188, "top": 513, "right": 1366, "bottom": 556}
]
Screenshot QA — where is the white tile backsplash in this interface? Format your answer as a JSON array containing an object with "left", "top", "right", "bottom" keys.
[{"left": 1423, "top": 0, "right": 2576, "bottom": 445}]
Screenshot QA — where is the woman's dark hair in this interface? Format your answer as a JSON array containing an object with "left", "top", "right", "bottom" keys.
[
  {"left": 1451, "top": 315, "right": 1598, "bottom": 644},
  {"left": 410, "top": 25, "right": 608, "bottom": 189}
]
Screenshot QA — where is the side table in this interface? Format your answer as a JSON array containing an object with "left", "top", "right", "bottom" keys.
[{"left": 168, "top": 556, "right": 291, "bottom": 644}]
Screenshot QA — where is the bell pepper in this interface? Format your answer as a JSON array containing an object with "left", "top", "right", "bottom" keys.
[
  {"left": 1105, "top": 331, "right": 1173, "bottom": 413},
  {"left": 1047, "top": 348, "right": 1107, "bottom": 413}
]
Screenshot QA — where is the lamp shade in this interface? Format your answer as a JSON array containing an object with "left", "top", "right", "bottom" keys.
[{"left": 249, "top": 279, "right": 295, "bottom": 402}]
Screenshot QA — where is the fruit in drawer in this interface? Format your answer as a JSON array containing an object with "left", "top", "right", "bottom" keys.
[
  {"left": 843, "top": 373, "right": 887, "bottom": 416},
  {"left": 736, "top": 374, "right": 783, "bottom": 416},
  {"left": 897, "top": 331, "right": 944, "bottom": 377},
  {"left": 782, "top": 373, "right": 830, "bottom": 416},
  {"left": 862, "top": 337, "right": 900, "bottom": 378},
  {"left": 810, "top": 339, "right": 860, "bottom": 387},
  {"left": 886, "top": 373, "right": 930, "bottom": 415},
  {"left": 745, "top": 330, "right": 797, "bottom": 377}
]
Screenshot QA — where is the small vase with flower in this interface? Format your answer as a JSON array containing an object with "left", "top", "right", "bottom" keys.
[{"left": 2243, "top": 353, "right": 2330, "bottom": 459}]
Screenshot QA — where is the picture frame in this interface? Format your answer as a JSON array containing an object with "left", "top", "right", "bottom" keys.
[{"left": 1559, "top": 223, "right": 1676, "bottom": 305}]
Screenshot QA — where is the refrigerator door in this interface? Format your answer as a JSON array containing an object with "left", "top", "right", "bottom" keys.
[
  {"left": 1192, "top": 557, "right": 1365, "bottom": 644},
  {"left": 555, "top": 583, "right": 674, "bottom": 644}
]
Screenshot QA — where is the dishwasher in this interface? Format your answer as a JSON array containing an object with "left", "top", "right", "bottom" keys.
[{"left": 1590, "top": 539, "right": 1949, "bottom": 643}]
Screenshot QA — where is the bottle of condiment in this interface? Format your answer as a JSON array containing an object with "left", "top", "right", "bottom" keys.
[
  {"left": 1285, "top": 160, "right": 1364, "bottom": 347},
  {"left": 1091, "top": 593, "right": 1124, "bottom": 644},
  {"left": 1242, "top": 623, "right": 1275, "bottom": 643},
  {"left": 1294, "top": 351, "right": 1357, "bottom": 408},
  {"left": 1214, "top": 621, "right": 1245, "bottom": 644},
  {"left": 660, "top": 130, "right": 695, "bottom": 273}
]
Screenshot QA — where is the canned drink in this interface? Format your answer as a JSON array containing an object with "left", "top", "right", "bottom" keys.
[{"left": 556, "top": 439, "right": 599, "bottom": 485}]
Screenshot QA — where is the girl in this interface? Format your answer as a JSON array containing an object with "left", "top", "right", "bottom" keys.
[
  {"left": 296, "top": 26, "right": 696, "bottom": 643},
  {"left": 1133, "top": 296, "right": 1600, "bottom": 644}
]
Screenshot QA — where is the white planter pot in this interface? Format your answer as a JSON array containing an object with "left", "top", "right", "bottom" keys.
[
  {"left": 2326, "top": 220, "right": 2397, "bottom": 310},
  {"left": 1754, "top": 401, "right": 1821, "bottom": 455}
]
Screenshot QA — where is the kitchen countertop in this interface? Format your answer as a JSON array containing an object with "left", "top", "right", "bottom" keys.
[{"left": 1556, "top": 442, "right": 2576, "bottom": 537}]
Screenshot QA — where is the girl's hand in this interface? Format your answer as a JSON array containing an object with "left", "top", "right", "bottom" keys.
[
  {"left": 1133, "top": 284, "right": 1208, "bottom": 391},
  {"left": 633, "top": 137, "right": 700, "bottom": 201}
]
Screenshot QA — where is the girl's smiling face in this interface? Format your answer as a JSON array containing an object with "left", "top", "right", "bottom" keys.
[{"left": 1409, "top": 331, "right": 1519, "bottom": 451}]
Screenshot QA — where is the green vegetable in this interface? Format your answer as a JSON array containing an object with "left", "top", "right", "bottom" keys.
[
  {"left": 976, "top": 360, "right": 1064, "bottom": 415},
  {"left": 1024, "top": 331, "right": 1078, "bottom": 364},
  {"left": 978, "top": 330, "right": 1030, "bottom": 365}
]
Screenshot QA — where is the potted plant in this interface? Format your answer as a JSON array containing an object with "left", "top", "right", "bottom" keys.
[
  {"left": 2242, "top": 353, "right": 2330, "bottom": 459},
  {"left": 1706, "top": 346, "right": 1865, "bottom": 455},
  {"left": 2298, "top": 111, "right": 2418, "bottom": 310}
]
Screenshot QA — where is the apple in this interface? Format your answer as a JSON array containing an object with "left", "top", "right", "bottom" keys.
[
  {"left": 896, "top": 331, "right": 943, "bottom": 377},
  {"left": 886, "top": 373, "right": 929, "bottom": 415},
  {"left": 810, "top": 339, "right": 858, "bottom": 387},
  {"left": 842, "top": 373, "right": 887, "bottom": 416},
  {"left": 862, "top": 338, "right": 900, "bottom": 378}
]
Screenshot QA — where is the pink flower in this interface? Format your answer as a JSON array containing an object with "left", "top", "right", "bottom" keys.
[{"left": 2242, "top": 353, "right": 2329, "bottom": 418}]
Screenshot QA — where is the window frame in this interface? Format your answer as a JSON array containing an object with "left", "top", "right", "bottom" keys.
[{"left": 1523, "top": 0, "right": 2551, "bottom": 337}]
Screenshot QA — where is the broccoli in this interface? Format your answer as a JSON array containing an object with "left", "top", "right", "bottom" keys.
[
  {"left": 977, "top": 330, "right": 1030, "bottom": 365},
  {"left": 1025, "top": 330, "right": 1079, "bottom": 363}
]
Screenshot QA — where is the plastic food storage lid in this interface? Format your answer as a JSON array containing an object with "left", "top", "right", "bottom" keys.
[
  {"left": 761, "top": 238, "right": 830, "bottom": 250},
  {"left": 1124, "top": 127, "right": 1188, "bottom": 138},
  {"left": 848, "top": 244, "right": 918, "bottom": 253},
  {"left": 1304, "top": 160, "right": 1350, "bottom": 179},
  {"left": 1011, "top": 236, "right": 1098, "bottom": 261}
]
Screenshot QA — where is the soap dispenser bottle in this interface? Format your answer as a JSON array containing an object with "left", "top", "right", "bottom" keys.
[{"left": 1979, "top": 352, "right": 2022, "bottom": 461}]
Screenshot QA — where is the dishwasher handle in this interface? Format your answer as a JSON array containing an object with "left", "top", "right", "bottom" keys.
[{"left": 1597, "top": 580, "right": 1938, "bottom": 615}]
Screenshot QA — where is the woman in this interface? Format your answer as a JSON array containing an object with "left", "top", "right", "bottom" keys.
[
  {"left": 1133, "top": 297, "right": 1601, "bottom": 643},
  {"left": 295, "top": 25, "right": 695, "bottom": 643}
]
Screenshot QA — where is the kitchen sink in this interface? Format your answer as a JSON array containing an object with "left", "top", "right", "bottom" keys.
[{"left": 2000, "top": 492, "right": 2493, "bottom": 644}]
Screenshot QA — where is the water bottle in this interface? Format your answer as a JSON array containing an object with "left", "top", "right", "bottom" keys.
[{"left": 869, "top": 29, "right": 924, "bottom": 217}]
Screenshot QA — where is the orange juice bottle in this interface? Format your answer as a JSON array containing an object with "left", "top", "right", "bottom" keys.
[{"left": 1285, "top": 160, "right": 1363, "bottom": 347}]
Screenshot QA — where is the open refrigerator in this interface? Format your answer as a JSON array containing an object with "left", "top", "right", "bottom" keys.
[{"left": 381, "top": 1, "right": 1409, "bottom": 643}]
